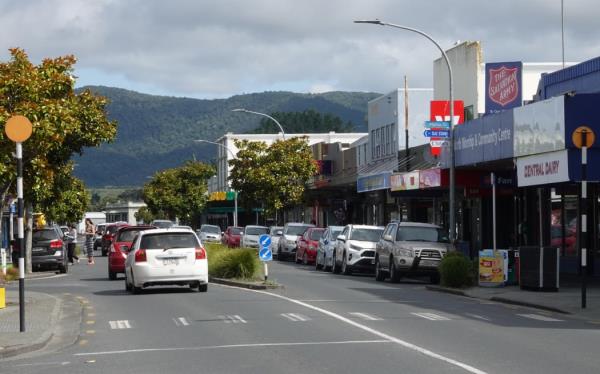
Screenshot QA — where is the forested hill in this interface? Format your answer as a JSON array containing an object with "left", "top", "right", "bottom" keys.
[{"left": 73, "top": 86, "right": 380, "bottom": 187}]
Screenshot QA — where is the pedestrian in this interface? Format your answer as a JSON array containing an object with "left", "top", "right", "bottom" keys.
[
  {"left": 84, "top": 218, "right": 95, "bottom": 265},
  {"left": 67, "top": 224, "right": 79, "bottom": 264}
]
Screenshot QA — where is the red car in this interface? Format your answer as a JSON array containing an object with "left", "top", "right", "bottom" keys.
[
  {"left": 101, "top": 222, "right": 129, "bottom": 256},
  {"left": 295, "top": 228, "right": 325, "bottom": 265},
  {"left": 551, "top": 225, "right": 576, "bottom": 256},
  {"left": 223, "top": 226, "right": 243, "bottom": 248},
  {"left": 108, "top": 225, "right": 155, "bottom": 280}
]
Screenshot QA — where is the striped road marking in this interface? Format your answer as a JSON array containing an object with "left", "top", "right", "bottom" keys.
[
  {"left": 173, "top": 317, "right": 190, "bottom": 326},
  {"left": 349, "top": 312, "right": 382, "bottom": 321},
  {"left": 219, "top": 315, "right": 247, "bottom": 324},
  {"left": 281, "top": 313, "right": 311, "bottom": 322},
  {"left": 465, "top": 313, "right": 491, "bottom": 321},
  {"left": 411, "top": 312, "right": 450, "bottom": 321},
  {"left": 517, "top": 314, "right": 563, "bottom": 322},
  {"left": 109, "top": 320, "right": 132, "bottom": 329}
]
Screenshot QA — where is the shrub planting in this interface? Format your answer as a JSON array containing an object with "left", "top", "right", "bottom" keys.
[
  {"left": 205, "top": 243, "right": 260, "bottom": 280},
  {"left": 439, "top": 251, "right": 473, "bottom": 288}
]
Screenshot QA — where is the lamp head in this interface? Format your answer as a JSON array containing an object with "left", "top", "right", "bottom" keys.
[{"left": 353, "top": 19, "right": 384, "bottom": 25}]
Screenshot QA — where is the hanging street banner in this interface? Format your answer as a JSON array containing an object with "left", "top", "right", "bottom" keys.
[{"left": 485, "top": 61, "right": 522, "bottom": 114}]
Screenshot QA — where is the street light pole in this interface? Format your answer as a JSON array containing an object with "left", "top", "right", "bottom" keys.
[
  {"left": 232, "top": 108, "right": 286, "bottom": 140},
  {"left": 195, "top": 139, "right": 238, "bottom": 227},
  {"left": 354, "top": 19, "right": 456, "bottom": 242}
]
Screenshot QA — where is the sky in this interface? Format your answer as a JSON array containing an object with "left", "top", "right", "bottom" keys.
[{"left": 0, "top": 0, "right": 597, "bottom": 99}]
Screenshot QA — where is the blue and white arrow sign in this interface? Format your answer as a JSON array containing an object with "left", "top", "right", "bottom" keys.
[
  {"left": 424, "top": 121, "right": 450, "bottom": 129},
  {"left": 424, "top": 129, "right": 450, "bottom": 138},
  {"left": 259, "top": 234, "right": 271, "bottom": 248},
  {"left": 258, "top": 234, "right": 272, "bottom": 262}
]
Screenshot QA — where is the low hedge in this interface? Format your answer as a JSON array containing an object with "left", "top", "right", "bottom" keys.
[
  {"left": 205, "top": 243, "right": 260, "bottom": 280},
  {"left": 439, "top": 251, "right": 473, "bottom": 288}
]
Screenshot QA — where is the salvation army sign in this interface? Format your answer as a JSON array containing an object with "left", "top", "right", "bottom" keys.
[
  {"left": 485, "top": 61, "right": 522, "bottom": 114},
  {"left": 516, "top": 149, "right": 569, "bottom": 187}
]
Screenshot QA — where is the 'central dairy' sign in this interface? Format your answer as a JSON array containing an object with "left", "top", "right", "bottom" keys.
[
  {"left": 516, "top": 150, "right": 569, "bottom": 187},
  {"left": 486, "top": 61, "right": 522, "bottom": 114}
]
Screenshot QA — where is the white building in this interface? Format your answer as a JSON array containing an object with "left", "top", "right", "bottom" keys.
[
  {"left": 208, "top": 132, "right": 368, "bottom": 193},
  {"left": 104, "top": 201, "right": 147, "bottom": 225}
]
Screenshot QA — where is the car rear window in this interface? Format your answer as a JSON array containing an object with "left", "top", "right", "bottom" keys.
[
  {"left": 246, "top": 227, "right": 269, "bottom": 235},
  {"left": 33, "top": 229, "right": 59, "bottom": 241},
  {"left": 141, "top": 233, "right": 199, "bottom": 249},
  {"left": 117, "top": 229, "right": 146, "bottom": 242},
  {"left": 231, "top": 227, "right": 242, "bottom": 235},
  {"left": 286, "top": 225, "right": 311, "bottom": 235},
  {"left": 309, "top": 229, "right": 325, "bottom": 240},
  {"left": 201, "top": 226, "right": 221, "bottom": 234}
]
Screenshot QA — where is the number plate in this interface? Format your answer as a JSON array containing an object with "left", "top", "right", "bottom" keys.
[
  {"left": 420, "top": 259, "right": 438, "bottom": 267},
  {"left": 32, "top": 247, "right": 45, "bottom": 252},
  {"left": 163, "top": 258, "right": 179, "bottom": 266}
]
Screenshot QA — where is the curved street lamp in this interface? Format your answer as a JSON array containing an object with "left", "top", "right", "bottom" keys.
[
  {"left": 195, "top": 139, "right": 238, "bottom": 227},
  {"left": 354, "top": 19, "right": 457, "bottom": 243},
  {"left": 232, "top": 108, "right": 286, "bottom": 140}
]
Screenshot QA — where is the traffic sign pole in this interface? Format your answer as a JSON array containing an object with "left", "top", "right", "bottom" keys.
[{"left": 580, "top": 130, "right": 588, "bottom": 309}]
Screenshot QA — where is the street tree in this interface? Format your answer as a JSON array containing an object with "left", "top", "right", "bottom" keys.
[
  {"left": 142, "top": 161, "right": 214, "bottom": 227},
  {"left": 229, "top": 136, "right": 317, "bottom": 216}
]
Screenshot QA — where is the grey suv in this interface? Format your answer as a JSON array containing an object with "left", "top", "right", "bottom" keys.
[{"left": 375, "top": 222, "right": 453, "bottom": 284}]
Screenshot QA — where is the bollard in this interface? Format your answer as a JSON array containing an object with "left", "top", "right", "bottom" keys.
[{"left": 0, "top": 286, "right": 5, "bottom": 309}]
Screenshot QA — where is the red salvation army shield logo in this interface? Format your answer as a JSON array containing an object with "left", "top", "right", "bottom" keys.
[{"left": 488, "top": 66, "right": 519, "bottom": 107}]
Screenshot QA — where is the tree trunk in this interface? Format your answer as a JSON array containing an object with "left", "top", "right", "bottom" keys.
[{"left": 26, "top": 203, "right": 33, "bottom": 274}]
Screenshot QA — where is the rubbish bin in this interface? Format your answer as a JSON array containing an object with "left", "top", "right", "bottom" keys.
[{"left": 519, "top": 246, "right": 559, "bottom": 292}]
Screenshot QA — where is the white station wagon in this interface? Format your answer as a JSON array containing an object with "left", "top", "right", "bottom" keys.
[{"left": 124, "top": 228, "right": 208, "bottom": 293}]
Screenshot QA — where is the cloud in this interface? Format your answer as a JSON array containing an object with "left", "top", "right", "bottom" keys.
[{"left": 0, "top": 0, "right": 597, "bottom": 98}]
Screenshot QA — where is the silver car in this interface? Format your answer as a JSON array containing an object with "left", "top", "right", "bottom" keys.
[
  {"left": 375, "top": 222, "right": 453, "bottom": 284},
  {"left": 241, "top": 225, "right": 269, "bottom": 248},
  {"left": 198, "top": 224, "right": 222, "bottom": 243},
  {"left": 315, "top": 226, "right": 344, "bottom": 271},
  {"left": 269, "top": 226, "right": 283, "bottom": 257},
  {"left": 277, "top": 222, "right": 314, "bottom": 261},
  {"left": 333, "top": 225, "right": 384, "bottom": 275}
]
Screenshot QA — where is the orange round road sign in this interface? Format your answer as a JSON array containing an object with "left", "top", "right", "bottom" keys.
[
  {"left": 572, "top": 126, "right": 595, "bottom": 149},
  {"left": 5, "top": 115, "right": 33, "bottom": 142}
]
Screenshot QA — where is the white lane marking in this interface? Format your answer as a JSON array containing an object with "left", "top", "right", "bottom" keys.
[
  {"left": 109, "top": 320, "right": 132, "bottom": 329},
  {"left": 14, "top": 361, "right": 70, "bottom": 367},
  {"left": 411, "top": 312, "right": 450, "bottom": 321},
  {"left": 517, "top": 314, "right": 563, "bottom": 322},
  {"left": 214, "top": 284, "right": 487, "bottom": 374},
  {"left": 281, "top": 313, "right": 310, "bottom": 322},
  {"left": 281, "top": 313, "right": 300, "bottom": 321},
  {"left": 173, "top": 317, "right": 190, "bottom": 326},
  {"left": 219, "top": 315, "right": 247, "bottom": 324},
  {"left": 349, "top": 312, "right": 382, "bottom": 321},
  {"left": 465, "top": 313, "right": 491, "bottom": 321},
  {"left": 74, "top": 340, "right": 391, "bottom": 356}
]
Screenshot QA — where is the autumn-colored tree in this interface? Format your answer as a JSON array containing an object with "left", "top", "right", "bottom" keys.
[
  {"left": 0, "top": 48, "right": 116, "bottom": 270},
  {"left": 228, "top": 137, "right": 317, "bottom": 216},
  {"left": 142, "top": 161, "right": 214, "bottom": 227}
]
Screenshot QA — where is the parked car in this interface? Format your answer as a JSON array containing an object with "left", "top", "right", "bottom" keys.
[
  {"left": 269, "top": 226, "right": 283, "bottom": 257},
  {"left": 332, "top": 224, "right": 384, "bottom": 275},
  {"left": 108, "top": 225, "right": 156, "bottom": 280},
  {"left": 101, "top": 222, "right": 129, "bottom": 256},
  {"left": 124, "top": 228, "right": 208, "bottom": 293},
  {"left": 375, "top": 222, "right": 452, "bottom": 284},
  {"left": 277, "top": 222, "right": 315, "bottom": 261},
  {"left": 197, "top": 224, "right": 222, "bottom": 243},
  {"left": 551, "top": 224, "right": 576, "bottom": 255},
  {"left": 296, "top": 227, "right": 325, "bottom": 265},
  {"left": 94, "top": 223, "right": 107, "bottom": 252},
  {"left": 30, "top": 225, "right": 69, "bottom": 273},
  {"left": 241, "top": 225, "right": 269, "bottom": 248},
  {"left": 315, "top": 225, "right": 344, "bottom": 271},
  {"left": 150, "top": 219, "right": 174, "bottom": 229},
  {"left": 223, "top": 226, "right": 243, "bottom": 248}
]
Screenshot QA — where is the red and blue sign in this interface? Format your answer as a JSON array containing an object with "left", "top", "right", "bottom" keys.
[{"left": 486, "top": 61, "right": 522, "bottom": 114}]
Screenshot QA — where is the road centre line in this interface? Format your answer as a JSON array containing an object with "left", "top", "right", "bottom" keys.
[
  {"left": 517, "top": 314, "right": 563, "bottom": 322},
  {"left": 74, "top": 340, "right": 391, "bottom": 356},
  {"left": 212, "top": 284, "right": 487, "bottom": 374}
]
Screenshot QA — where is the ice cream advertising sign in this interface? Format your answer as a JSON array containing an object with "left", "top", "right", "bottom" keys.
[{"left": 486, "top": 61, "right": 522, "bottom": 114}]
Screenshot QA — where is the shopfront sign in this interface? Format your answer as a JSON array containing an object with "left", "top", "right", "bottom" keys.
[
  {"left": 419, "top": 168, "right": 441, "bottom": 188},
  {"left": 516, "top": 149, "right": 569, "bottom": 187},
  {"left": 485, "top": 61, "right": 522, "bottom": 114},
  {"left": 390, "top": 171, "right": 419, "bottom": 191},
  {"left": 357, "top": 172, "right": 391, "bottom": 193}
]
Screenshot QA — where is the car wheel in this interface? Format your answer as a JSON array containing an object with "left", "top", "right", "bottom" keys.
[
  {"left": 109, "top": 270, "right": 117, "bottom": 280},
  {"left": 198, "top": 283, "right": 208, "bottom": 293},
  {"left": 332, "top": 253, "right": 340, "bottom": 274},
  {"left": 341, "top": 253, "right": 352, "bottom": 275},
  {"left": 375, "top": 256, "right": 386, "bottom": 282},
  {"left": 131, "top": 273, "right": 142, "bottom": 294},
  {"left": 125, "top": 271, "right": 132, "bottom": 292},
  {"left": 389, "top": 257, "right": 401, "bottom": 283},
  {"left": 302, "top": 252, "right": 308, "bottom": 265},
  {"left": 430, "top": 273, "right": 441, "bottom": 284}
]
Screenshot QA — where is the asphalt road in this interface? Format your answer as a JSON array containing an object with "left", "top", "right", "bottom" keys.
[{"left": 3, "top": 255, "right": 600, "bottom": 374}]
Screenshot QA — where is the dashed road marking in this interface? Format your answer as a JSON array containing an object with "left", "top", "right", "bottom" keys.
[
  {"left": 173, "top": 317, "right": 190, "bottom": 326},
  {"left": 85, "top": 330, "right": 96, "bottom": 334},
  {"left": 281, "top": 313, "right": 311, "bottom": 322},
  {"left": 109, "top": 320, "right": 132, "bottom": 329},
  {"left": 349, "top": 312, "right": 382, "bottom": 321},
  {"left": 219, "top": 315, "right": 247, "bottom": 324},
  {"left": 86, "top": 320, "right": 95, "bottom": 325},
  {"left": 411, "top": 312, "right": 450, "bottom": 321},
  {"left": 517, "top": 314, "right": 563, "bottom": 322},
  {"left": 465, "top": 313, "right": 491, "bottom": 321}
]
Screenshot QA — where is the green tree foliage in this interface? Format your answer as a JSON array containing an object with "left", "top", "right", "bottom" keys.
[
  {"left": 142, "top": 161, "right": 214, "bottom": 226},
  {"left": 0, "top": 48, "right": 116, "bottom": 222},
  {"left": 250, "top": 110, "right": 355, "bottom": 134},
  {"left": 134, "top": 206, "right": 154, "bottom": 224},
  {"left": 229, "top": 137, "right": 317, "bottom": 215}
]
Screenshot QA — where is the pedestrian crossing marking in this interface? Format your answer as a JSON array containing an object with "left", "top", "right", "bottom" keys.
[
  {"left": 349, "top": 312, "right": 382, "bottom": 321},
  {"left": 109, "top": 320, "right": 132, "bottom": 329},
  {"left": 517, "top": 314, "right": 563, "bottom": 322},
  {"left": 411, "top": 312, "right": 450, "bottom": 321},
  {"left": 281, "top": 313, "right": 311, "bottom": 322},
  {"left": 219, "top": 315, "right": 247, "bottom": 324},
  {"left": 465, "top": 313, "right": 491, "bottom": 321}
]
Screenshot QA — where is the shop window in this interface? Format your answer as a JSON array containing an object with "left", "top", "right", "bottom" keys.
[{"left": 551, "top": 188, "right": 578, "bottom": 257}]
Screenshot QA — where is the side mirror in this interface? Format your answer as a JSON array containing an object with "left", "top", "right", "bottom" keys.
[
  {"left": 337, "top": 234, "right": 346, "bottom": 242},
  {"left": 383, "top": 234, "right": 393, "bottom": 242},
  {"left": 276, "top": 230, "right": 283, "bottom": 236}
]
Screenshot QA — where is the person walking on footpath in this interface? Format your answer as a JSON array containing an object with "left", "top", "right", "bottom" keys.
[
  {"left": 67, "top": 224, "right": 80, "bottom": 264},
  {"left": 84, "top": 218, "right": 96, "bottom": 265}
]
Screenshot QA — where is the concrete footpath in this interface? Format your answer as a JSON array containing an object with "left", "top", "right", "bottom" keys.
[{"left": 428, "top": 278, "right": 600, "bottom": 322}]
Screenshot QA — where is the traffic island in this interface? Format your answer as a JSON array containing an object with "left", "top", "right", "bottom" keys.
[{"left": 209, "top": 276, "right": 281, "bottom": 290}]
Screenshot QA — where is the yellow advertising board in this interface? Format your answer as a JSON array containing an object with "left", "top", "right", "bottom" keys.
[{"left": 479, "top": 250, "right": 505, "bottom": 286}]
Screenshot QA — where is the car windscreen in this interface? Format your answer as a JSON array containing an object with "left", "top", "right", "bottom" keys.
[
  {"left": 270, "top": 227, "right": 283, "bottom": 236},
  {"left": 153, "top": 221, "right": 173, "bottom": 228},
  {"left": 33, "top": 229, "right": 58, "bottom": 241},
  {"left": 141, "top": 233, "right": 199, "bottom": 249},
  {"left": 201, "top": 226, "right": 221, "bottom": 234},
  {"left": 231, "top": 227, "right": 242, "bottom": 235},
  {"left": 396, "top": 226, "right": 449, "bottom": 243},
  {"left": 349, "top": 228, "right": 384, "bottom": 242},
  {"left": 331, "top": 230, "right": 343, "bottom": 240},
  {"left": 286, "top": 225, "right": 311, "bottom": 236},
  {"left": 246, "top": 227, "right": 269, "bottom": 236},
  {"left": 117, "top": 229, "right": 146, "bottom": 242},
  {"left": 309, "top": 229, "right": 325, "bottom": 240}
]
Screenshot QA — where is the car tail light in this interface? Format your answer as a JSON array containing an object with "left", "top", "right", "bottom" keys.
[
  {"left": 195, "top": 247, "right": 206, "bottom": 260},
  {"left": 49, "top": 239, "right": 63, "bottom": 249},
  {"left": 135, "top": 249, "right": 146, "bottom": 262}
]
